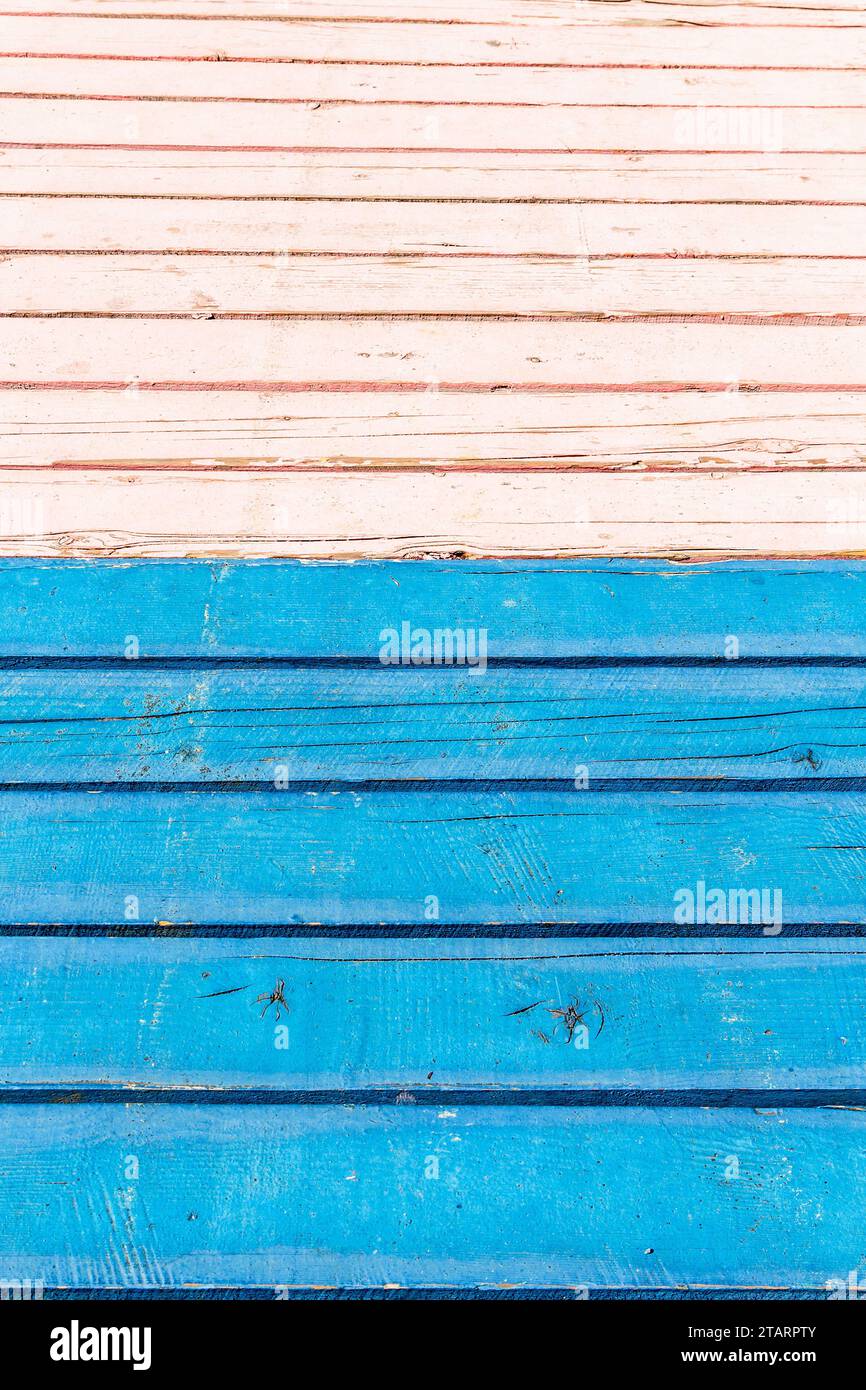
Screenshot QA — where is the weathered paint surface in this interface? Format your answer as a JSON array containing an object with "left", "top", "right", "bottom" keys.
[
  {"left": 1, "top": 785, "right": 865, "bottom": 925},
  {"left": 4, "top": 663, "right": 866, "bottom": 783},
  {"left": 0, "top": 557, "right": 864, "bottom": 657},
  {"left": 1, "top": 937, "right": 864, "bottom": 1094},
  {"left": 2, "top": 0, "right": 865, "bottom": 1294},
  {"left": 2, "top": 0, "right": 866, "bottom": 555},
  {"left": 1, "top": 1106, "right": 865, "bottom": 1293},
  {"left": 0, "top": 558, "right": 864, "bottom": 1293}
]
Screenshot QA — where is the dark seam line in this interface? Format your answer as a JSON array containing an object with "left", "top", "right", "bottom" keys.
[
  {"left": 24, "top": 1287, "right": 832, "bottom": 1301},
  {"left": 0, "top": 777, "right": 864, "bottom": 792},
  {"left": 0, "top": 923, "right": 863, "bottom": 938},
  {"left": 1, "top": 1086, "right": 863, "bottom": 1107},
  {"left": 2, "top": 656, "right": 866, "bottom": 669}
]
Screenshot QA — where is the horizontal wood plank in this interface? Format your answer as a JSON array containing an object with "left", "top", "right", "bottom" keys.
[
  {"left": 8, "top": 255, "right": 866, "bottom": 319},
  {"left": 2, "top": 98, "right": 863, "bottom": 153},
  {"left": 6, "top": 320, "right": 866, "bottom": 386},
  {"left": 1, "top": 937, "right": 864, "bottom": 1092},
  {"left": 0, "top": 469, "right": 866, "bottom": 557},
  {"left": 5, "top": 16, "right": 866, "bottom": 66},
  {"left": 5, "top": 387, "right": 866, "bottom": 470},
  {"left": 0, "top": 1104, "right": 863, "bottom": 1290},
  {"left": 0, "top": 558, "right": 861, "bottom": 659},
  {"left": 2, "top": 664, "right": 866, "bottom": 784},
  {"left": 5, "top": 196, "right": 866, "bottom": 254},
  {"left": 4, "top": 56, "right": 866, "bottom": 104},
  {"left": 2, "top": 149, "right": 863, "bottom": 200},
  {"left": 0, "top": 785, "right": 862, "bottom": 925},
  {"left": 2, "top": 2, "right": 863, "bottom": 24}
]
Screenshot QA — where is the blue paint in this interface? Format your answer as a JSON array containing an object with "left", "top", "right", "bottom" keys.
[
  {"left": 31, "top": 1287, "right": 834, "bottom": 1300},
  {"left": 2, "top": 664, "right": 866, "bottom": 784},
  {"left": 0, "top": 559, "right": 863, "bottom": 1294},
  {"left": 2, "top": 558, "right": 866, "bottom": 658},
  {"left": 0, "top": 786, "right": 861, "bottom": 924},
  {"left": 0, "top": 937, "right": 862, "bottom": 1093},
  {"left": 0, "top": 1105, "right": 862, "bottom": 1291}
]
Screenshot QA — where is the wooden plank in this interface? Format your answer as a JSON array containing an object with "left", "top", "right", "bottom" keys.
[
  {"left": 1, "top": 937, "right": 864, "bottom": 1092},
  {"left": 0, "top": 558, "right": 861, "bottom": 659},
  {"left": 5, "top": 196, "right": 866, "bottom": 253},
  {"left": 0, "top": 1104, "right": 864, "bottom": 1290},
  {"left": 1, "top": 98, "right": 861, "bottom": 152},
  {"left": 0, "top": 785, "right": 861, "bottom": 925},
  {"left": 1, "top": 149, "right": 862, "bottom": 200},
  {"left": 2, "top": 1, "right": 863, "bottom": 24},
  {"left": 0, "top": 0, "right": 862, "bottom": 1310},
  {"left": 1, "top": 469, "right": 866, "bottom": 558},
  {"left": 8, "top": 255, "right": 866, "bottom": 318},
  {"left": 2, "top": 664, "right": 866, "bottom": 785},
  {"left": 4, "top": 56, "right": 866, "bottom": 104},
  {"left": 5, "top": 387, "right": 866, "bottom": 469},
  {"left": 4, "top": 16, "right": 866, "bottom": 67},
  {"left": 5, "top": 321, "right": 866, "bottom": 386}
]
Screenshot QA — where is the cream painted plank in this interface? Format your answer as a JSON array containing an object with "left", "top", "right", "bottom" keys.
[
  {"left": 3, "top": 320, "right": 865, "bottom": 386},
  {"left": 0, "top": 468, "right": 864, "bottom": 557},
  {"left": 3, "top": 57, "right": 866, "bottom": 104},
  {"left": 2, "top": 2, "right": 862, "bottom": 23},
  {"left": 7, "top": 389, "right": 866, "bottom": 467},
  {"left": 4, "top": 388, "right": 866, "bottom": 468},
  {"left": 4, "top": 17, "right": 866, "bottom": 66},
  {"left": 7, "top": 254, "right": 866, "bottom": 315},
  {"left": 0, "top": 148, "right": 861, "bottom": 201},
  {"left": 4, "top": 197, "right": 866, "bottom": 254},
  {"left": 1, "top": 98, "right": 861, "bottom": 152}
]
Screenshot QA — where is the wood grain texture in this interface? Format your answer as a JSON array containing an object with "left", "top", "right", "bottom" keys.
[
  {"left": 5, "top": 56, "right": 866, "bottom": 103},
  {"left": 0, "top": 558, "right": 862, "bottom": 658},
  {"left": 10, "top": 198, "right": 866, "bottom": 253},
  {"left": 2, "top": 149, "right": 863, "bottom": 200},
  {"left": 9, "top": 321, "right": 866, "bottom": 386},
  {"left": 3, "top": 0, "right": 866, "bottom": 1298},
  {"left": 1, "top": 1104, "right": 864, "bottom": 1292},
  {"left": 6, "top": 387, "right": 866, "bottom": 471},
  {"left": 10, "top": 317, "right": 866, "bottom": 387},
  {"left": 2, "top": 936, "right": 864, "bottom": 1093},
  {"left": 1, "top": 0, "right": 863, "bottom": 553},
  {"left": 10, "top": 195, "right": 866, "bottom": 252},
  {"left": 2, "top": 469, "right": 866, "bottom": 557},
  {"left": 3, "top": 664, "right": 866, "bottom": 783},
  {"left": 0, "top": 784, "right": 864, "bottom": 926},
  {"left": 4, "top": 100, "right": 863, "bottom": 152},
  {"left": 4, "top": 2, "right": 864, "bottom": 23},
  {"left": 5, "top": 15, "right": 866, "bottom": 66},
  {"left": 9, "top": 255, "right": 866, "bottom": 318},
  {"left": 1, "top": 557, "right": 865, "bottom": 1294}
]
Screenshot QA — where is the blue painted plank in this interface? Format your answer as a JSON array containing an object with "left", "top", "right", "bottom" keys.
[
  {"left": 0, "top": 786, "right": 861, "bottom": 925},
  {"left": 0, "top": 937, "right": 863, "bottom": 1093},
  {"left": 0, "top": 1105, "right": 863, "bottom": 1291},
  {"left": 2, "top": 559, "right": 866, "bottom": 659},
  {"left": 1, "top": 664, "right": 864, "bottom": 783}
]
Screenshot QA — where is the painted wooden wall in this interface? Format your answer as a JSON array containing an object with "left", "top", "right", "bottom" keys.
[
  {"left": 1, "top": 0, "right": 865, "bottom": 1299},
  {"left": 1, "top": 0, "right": 866, "bottom": 556},
  {"left": 0, "top": 558, "right": 865, "bottom": 1296}
]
